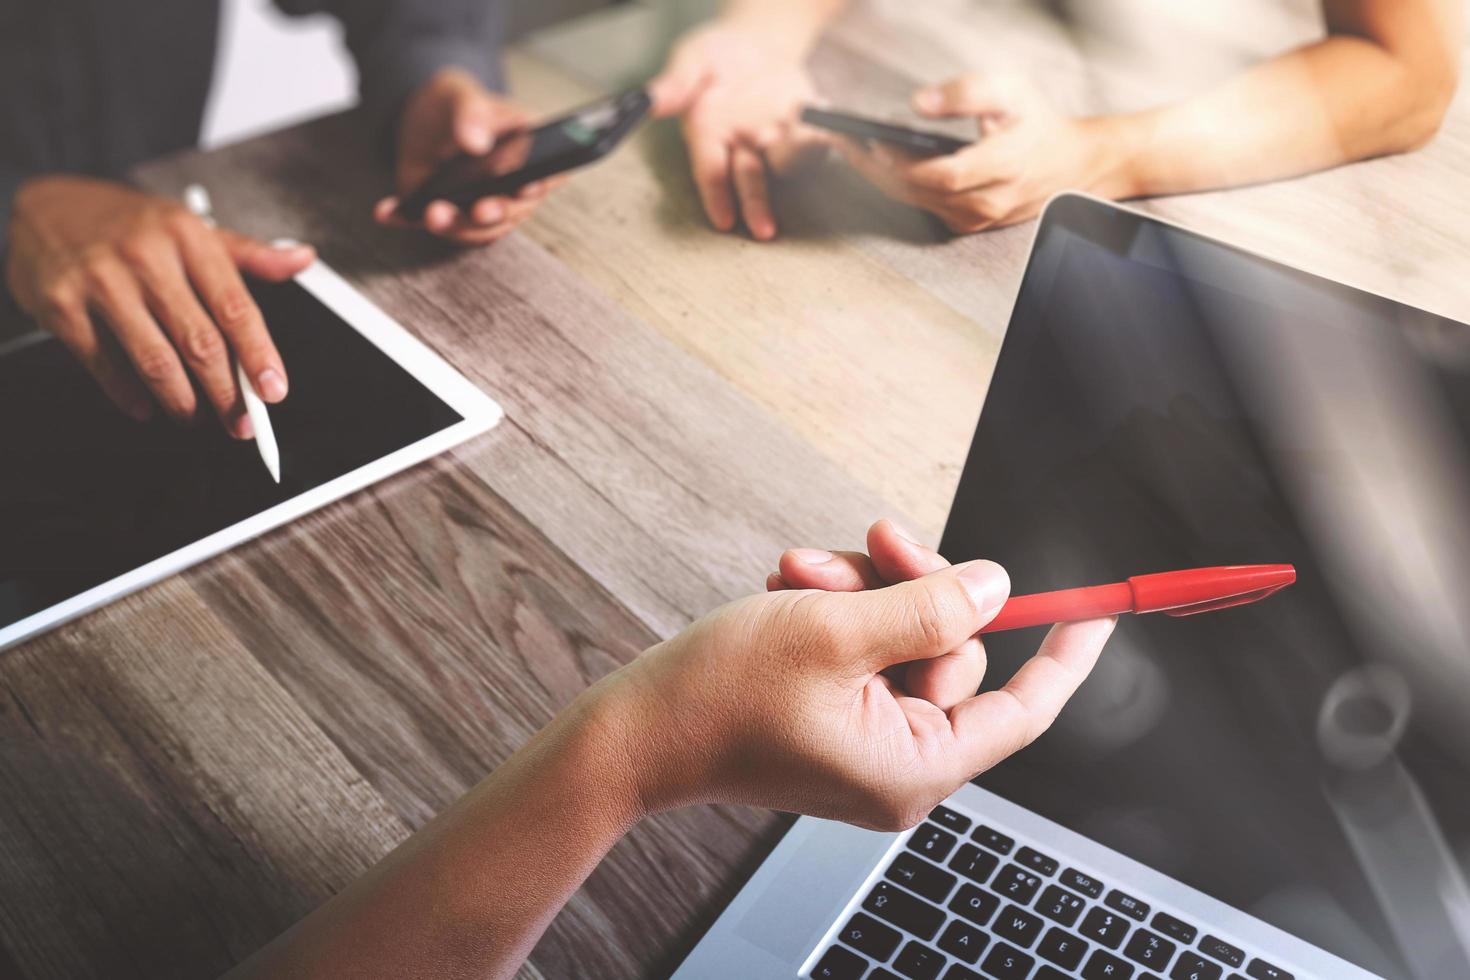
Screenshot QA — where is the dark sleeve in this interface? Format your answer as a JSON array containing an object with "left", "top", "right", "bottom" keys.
[
  {"left": 275, "top": 0, "right": 508, "bottom": 139},
  {"left": 1, "top": 167, "right": 28, "bottom": 280}
]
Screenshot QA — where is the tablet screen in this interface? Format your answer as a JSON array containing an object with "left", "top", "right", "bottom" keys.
[
  {"left": 942, "top": 198, "right": 1470, "bottom": 978},
  {"left": 0, "top": 279, "right": 464, "bottom": 632}
]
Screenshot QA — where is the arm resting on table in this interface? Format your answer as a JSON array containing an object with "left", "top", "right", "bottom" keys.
[{"left": 1104, "top": 0, "right": 1463, "bottom": 198}]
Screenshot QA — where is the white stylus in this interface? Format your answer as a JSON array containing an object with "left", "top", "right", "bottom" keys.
[{"left": 183, "top": 183, "right": 281, "bottom": 483}]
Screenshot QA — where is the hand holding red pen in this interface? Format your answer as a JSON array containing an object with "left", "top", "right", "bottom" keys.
[{"left": 768, "top": 519, "right": 1121, "bottom": 710}]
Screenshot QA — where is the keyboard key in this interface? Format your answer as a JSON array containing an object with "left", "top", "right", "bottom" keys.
[
  {"left": 893, "top": 940, "right": 946, "bottom": 980},
  {"left": 908, "top": 824, "right": 959, "bottom": 863},
  {"left": 1061, "top": 867, "right": 1105, "bottom": 899},
  {"left": 972, "top": 825, "right": 1015, "bottom": 855},
  {"left": 812, "top": 945, "right": 867, "bottom": 980},
  {"left": 886, "top": 852, "right": 959, "bottom": 903},
  {"left": 1038, "top": 926, "right": 1090, "bottom": 970},
  {"left": 949, "top": 844, "right": 1000, "bottom": 885},
  {"left": 837, "top": 912, "right": 902, "bottom": 961},
  {"left": 990, "top": 864, "right": 1043, "bottom": 904},
  {"left": 1170, "top": 952, "right": 1223, "bottom": 980},
  {"left": 1245, "top": 960, "right": 1294, "bottom": 980},
  {"left": 1036, "top": 884, "right": 1087, "bottom": 927},
  {"left": 1124, "top": 929, "right": 1176, "bottom": 970},
  {"left": 950, "top": 883, "right": 1001, "bottom": 926},
  {"left": 993, "top": 904, "right": 1043, "bottom": 947},
  {"left": 1080, "top": 906, "right": 1130, "bottom": 948},
  {"left": 864, "top": 882, "right": 946, "bottom": 940},
  {"left": 943, "top": 967, "right": 983, "bottom": 980},
  {"left": 1198, "top": 936, "right": 1244, "bottom": 968},
  {"left": 870, "top": 971, "right": 902, "bottom": 980},
  {"left": 1016, "top": 845, "right": 1060, "bottom": 877},
  {"left": 929, "top": 804, "right": 972, "bottom": 834},
  {"left": 938, "top": 919, "right": 990, "bottom": 963},
  {"left": 1036, "top": 968, "right": 1072, "bottom": 980},
  {"left": 979, "top": 940, "right": 1034, "bottom": 980},
  {"left": 1106, "top": 888, "right": 1151, "bottom": 921},
  {"left": 1082, "top": 949, "right": 1137, "bottom": 979},
  {"left": 1152, "top": 911, "right": 1197, "bottom": 945}
]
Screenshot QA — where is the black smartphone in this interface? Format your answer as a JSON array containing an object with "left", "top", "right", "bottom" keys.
[
  {"left": 397, "top": 88, "right": 651, "bottom": 219},
  {"left": 800, "top": 105, "right": 971, "bottom": 156}
]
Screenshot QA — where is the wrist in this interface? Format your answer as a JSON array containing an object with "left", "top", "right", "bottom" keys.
[
  {"left": 538, "top": 680, "right": 657, "bottom": 830},
  {"left": 583, "top": 650, "right": 730, "bottom": 815},
  {"left": 1082, "top": 113, "right": 1152, "bottom": 200}
]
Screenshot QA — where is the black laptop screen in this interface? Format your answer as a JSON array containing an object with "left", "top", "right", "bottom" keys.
[{"left": 941, "top": 196, "right": 1470, "bottom": 979}]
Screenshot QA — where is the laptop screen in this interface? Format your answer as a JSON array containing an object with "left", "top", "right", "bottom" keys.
[{"left": 940, "top": 196, "right": 1470, "bottom": 980}]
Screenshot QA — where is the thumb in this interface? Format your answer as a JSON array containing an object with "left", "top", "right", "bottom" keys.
[
  {"left": 648, "top": 54, "right": 708, "bottom": 118},
  {"left": 453, "top": 90, "right": 498, "bottom": 156},
  {"left": 219, "top": 230, "right": 316, "bottom": 281},
  {"left": 842, "top": 560, "right": 1010, "bottom": 671},
  {"left": 912, "top": 75, "right": 1018, "bottom": 119}
]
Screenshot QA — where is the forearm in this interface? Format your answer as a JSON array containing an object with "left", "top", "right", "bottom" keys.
[
  {"left": 1102, "top": 6, "right": 1461, "bottom": 198},
  {"left": 226, "top": 684, "right": 647, "bottom": 980}
]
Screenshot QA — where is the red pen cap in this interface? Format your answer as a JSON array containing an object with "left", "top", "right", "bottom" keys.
[{"left": 1130, "top": 564, "right": 1297, "bottom": 616}]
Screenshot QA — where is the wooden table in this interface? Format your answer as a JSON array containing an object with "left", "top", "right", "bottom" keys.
[{"left": 2, "top": 2, "right": 1468, "bottom": 977}]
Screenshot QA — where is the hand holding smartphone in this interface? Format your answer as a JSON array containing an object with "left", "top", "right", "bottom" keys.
[
  {"left": 396, "top": 89, "right": 651, "bottom": 221},
  {"left": 800, "top": 105, "right": 972, "bottom": 156}
]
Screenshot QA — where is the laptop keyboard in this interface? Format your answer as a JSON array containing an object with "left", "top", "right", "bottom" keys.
[{"left": 805, "top": 802, "right": 1299, "bottom": 980}]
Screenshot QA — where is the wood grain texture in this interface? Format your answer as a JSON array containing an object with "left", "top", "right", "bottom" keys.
[{"left": 2, "top": 1, "right": 1469, "bottom": 978}]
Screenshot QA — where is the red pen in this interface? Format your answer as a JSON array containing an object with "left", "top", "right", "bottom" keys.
[{"left": 980, "top": 564, "right": 1297, "bottom": 633}]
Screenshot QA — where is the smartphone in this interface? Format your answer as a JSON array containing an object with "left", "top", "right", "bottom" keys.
[
  {"left": 397, "top": 88, "right": 651, "bottom": 219},
  {"left": 800, "top": 105, "right": 971, "bottom": 156}
]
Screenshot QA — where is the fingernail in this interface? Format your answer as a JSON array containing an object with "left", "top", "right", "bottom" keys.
[
  {"left": 915, "top": 89, "right": 941, "bottom": 112},
  {"left": 270, "top": 237, "right": 301, "bottom": 250},
  {"left": 791, "top": 548, "right": 834, "bottom": 565},
  {"left": 123, "top": 398, "right": 154, "bottom": 423},
  {"left": 887, "top": 520, "right": 922, "bottom": 545},
  {"left": 957, "top": 560, "right": 1009, "bottom": 611},
  {"left": 477, "top": 201, "right": 505, "bottom": 224},
  {"left": 256, "top": 368, "right": 287, "bottom": 401},
  {"left": 234, "top": 414, "right": 255, "bottom": 440}
]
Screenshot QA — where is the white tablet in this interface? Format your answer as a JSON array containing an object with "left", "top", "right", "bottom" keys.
[{"left": 0, "top": 261, "right": 503, "bottom": 651}]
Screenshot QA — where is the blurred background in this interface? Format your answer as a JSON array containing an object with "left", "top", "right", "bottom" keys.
[{"left": 205, "top": 0, "right": 623, "bottom": 146}]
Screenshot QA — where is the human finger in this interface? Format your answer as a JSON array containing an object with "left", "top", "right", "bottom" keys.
[
  {"left": 40, "top": 286, "right": 152, "bottom": 421},
  {"left": 686, "top": 123, "right": 737, "bottom": 231},
  {"left": 217, "top": 229, "right": 315, "bottom": 282},
  {"left": 730, "top": 143, "right": 776, "bottom": 240},
  {"left": 452, "top": 92, "right": 497, "bottom": 155},
  {"left": 899, "top": 143, "right": 1010, "bottom": 196},
  {"left": 946, "top": 616, "right": 1116, "bottom": 777},
  {"left": 87, "top": 262, "right": 197, "bottom": 421},
  {"left": 775, "top": 549, "right": 884, "bottom": 592},
  {"left": 176, "top": 221, "right": 288, "bottom": 404},
  {"left": 648, "top": 51, "right": 710, "bottom": 117},
  {"left": 424, "top": 200, "right": 459, "bottom": 233},
  {"left": 830, "top": 560, "right": 1009, "bottom": 671},
  {"left": 859, "top": 520, "right": 985, "bottom": 709},
  {"left": 912, "top": 74, "right": 1019, "bottom": 119},
  {"left": 866, "top": 519, "right": 948, "bottom": 582},
  {"left": 468, "top": 197, "right": 509, "bottom": 226},
  {"left": 138, "top": 250, "right": 251, "bottom": 435}
]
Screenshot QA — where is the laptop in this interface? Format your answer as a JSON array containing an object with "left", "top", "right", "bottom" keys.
[{"left": 672, "top": 195, "right": 1470, "bottom": 980}]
